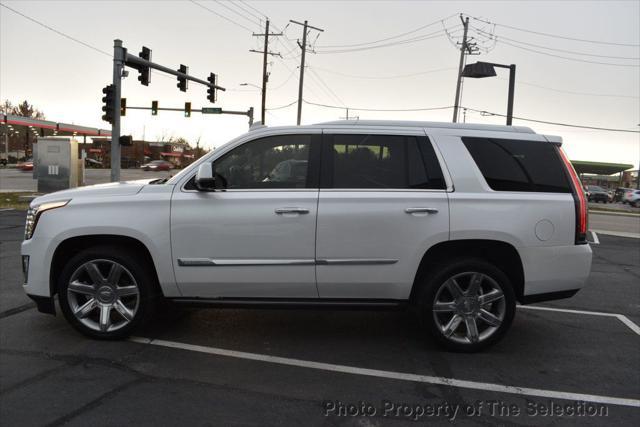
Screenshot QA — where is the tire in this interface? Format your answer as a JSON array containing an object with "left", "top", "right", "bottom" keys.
[
  {"left": 58, "top": 245, "right": 158, "bottom": 340},
  {"left": 415, "top": 258, "right": 516, "bottom": 352}
]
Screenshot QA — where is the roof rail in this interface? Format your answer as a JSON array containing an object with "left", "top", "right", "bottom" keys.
[{"left": 316, "top": 120, "right": 535, "bottom": 134}]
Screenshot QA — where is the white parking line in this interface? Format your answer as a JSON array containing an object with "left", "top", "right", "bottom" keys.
[
  {"left": 590, "top": 230, "right": 600, "bottom": 245},
  {"left": 0, "top": 208, "right": 15, "bottom": 212},
  {"left": 129, "top": 336, "right": 640, "bottom": 408},
  {"left": 518, "top": 305, "right": 640, "bottom": 336}
]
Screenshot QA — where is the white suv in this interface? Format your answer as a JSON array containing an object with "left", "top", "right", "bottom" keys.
[{"left": 21, "top": 121, "right": 592, "bottom": 351}]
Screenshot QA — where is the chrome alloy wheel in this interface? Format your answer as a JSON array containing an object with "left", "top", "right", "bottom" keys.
[
  {"left": 67, "top": 259, "right": 140, "bottom": 333},
  {"left": 432, "top": 272, "right": 506, "bottom": 345}
]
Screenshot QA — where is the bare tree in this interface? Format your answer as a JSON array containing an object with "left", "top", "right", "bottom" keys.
[{"left": 1, "top": 99, "right": 45, "bottom": 119}]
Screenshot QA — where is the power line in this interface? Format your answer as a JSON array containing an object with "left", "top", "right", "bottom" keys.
[
  {"left": 304, "top": 100, "right": 454, "bottom": 112},
  {"left": 231, "top": 0, "right": 264, "bottom": 23},
  {"left": 267, "top": 20, "right": 336, "bottom": 104},
  {"left": 471, "top": 26, "right": 640, "bottom": 60},
  {"left": 315, "top": 28, "right": 457, "bottom": 54},
  {"left": 307, "top": 66, "right": 346, "bottom": 107},
  {"left": 237, "top": 0, "right": 268, "bottom": 20},
  {"left": 310, "top": 65, "right": 457, "bottom": 80},
  {"left": 211, "top": 0, "right": 262, "bottom": 29},
  {"left": 262, "top": 63, "right": 298, "bottom": 91},
  {"left": 188, "top": 0, "right": 254, "bottom": 33},
  {"left": 497, "top": 39, "right": 640, "bottom": 67},
  {"left": 266, "top": 100, "right": 297, "bottom": 110},
  {"left": 0, "top": 3, "right": 110, "bottom": 56},
  {"left": 468, "top": 15, "right": 640, "bottom": 47},
  {"left": 316, "top": 13, "right": 459, "bottom": 48},
  {"left": 497, "top": 78, "right": 640, "bottom": 99},
  {"left": 464, "top": 107, "right": 640, "bottom": 133}
]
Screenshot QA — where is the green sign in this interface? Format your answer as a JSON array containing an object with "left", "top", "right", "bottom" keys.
[{"left": 202, "top": 107, "right": 222, "bottom": 114}]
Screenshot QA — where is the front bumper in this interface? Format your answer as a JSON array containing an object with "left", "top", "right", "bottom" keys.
[
  {"left": 27, "top": 294, "right": 56, "bottom": 315},
  {"left": 21, "top": 234, "right": 57, "bottom": 299}
]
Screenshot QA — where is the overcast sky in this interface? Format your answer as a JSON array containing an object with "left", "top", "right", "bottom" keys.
[{"left": 1, "top": 0, "right": 639, "bottom": 167}]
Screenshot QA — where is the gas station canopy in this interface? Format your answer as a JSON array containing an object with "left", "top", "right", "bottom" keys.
[
  {"left": 3, "top": 114, "right": 111, "bottom": 137},
  {"left": 571, "top": 160, "right": 634, "bottom": 176}
]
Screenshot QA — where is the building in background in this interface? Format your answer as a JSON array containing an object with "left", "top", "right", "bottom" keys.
[{"left": 88, "top": 138, "right": 203, "bottom": 168}]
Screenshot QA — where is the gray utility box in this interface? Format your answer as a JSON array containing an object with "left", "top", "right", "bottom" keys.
[{"left": 36, "top": 137, "right": 82, "bottom": 193}]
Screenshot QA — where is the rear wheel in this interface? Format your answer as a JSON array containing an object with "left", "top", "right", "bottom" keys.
[
  {"left": 58, "top": 246, "right": 157, "bottom": 339},
  {"left": 416, "top": 258, "right": 516, "bottom": 352}
]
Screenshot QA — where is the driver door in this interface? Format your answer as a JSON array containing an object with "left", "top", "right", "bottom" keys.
[{"left": 171, "top": 131, "right": 321, "bottom": 298}]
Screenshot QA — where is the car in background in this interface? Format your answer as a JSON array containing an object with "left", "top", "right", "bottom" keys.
[
  {"left": 585, "top": 185, "right": 609, "bottom": 203},
  {"left": 624, "top": 189, "right": 640, "bottom": 207},
  {"left": 17, "top": 160, "right": 33, "bottom": 172},
  {"left": 84, "top": 158, "right": 102, "bottom": 168},
  {"left": 616, "top": 188, "right": 635, "bottom": 204},
  {"left": 141, "top": 160, "right": 174, "bottom": 171}
]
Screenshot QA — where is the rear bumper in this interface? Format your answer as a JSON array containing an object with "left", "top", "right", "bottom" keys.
[
  {"left": 520, "top": 289, "right": 579, "bottom": 304},
  {"left": 519, "top": 243, "right": 592, "bottom": 298}
]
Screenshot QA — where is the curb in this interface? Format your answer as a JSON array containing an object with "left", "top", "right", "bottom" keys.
[{"left": 589, "top": 210, "right": 640, "bottom": 218}]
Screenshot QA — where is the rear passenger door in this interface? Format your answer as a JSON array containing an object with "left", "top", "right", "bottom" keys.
[{"left": 315, "top": 130, "right": 450, "bottom": 300}]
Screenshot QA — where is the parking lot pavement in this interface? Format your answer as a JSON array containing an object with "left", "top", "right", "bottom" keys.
[
  {"left": 590, "top": 212, "right": 640, "bottom": 238},
  {"left": 1, "top": 210, "right": 638, "bottom": 425}
]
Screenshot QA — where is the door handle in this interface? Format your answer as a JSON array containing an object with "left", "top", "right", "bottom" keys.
[
  {"left": 405, "top": 207, "right": 438, "bottom": 214},
  {"left": 275, "top": 207, "right": 310, "bottom": 215}
]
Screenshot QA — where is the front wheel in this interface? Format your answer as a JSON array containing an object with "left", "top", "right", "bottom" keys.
[
  {"left": 416, "top": 258, "right": 516, "bottom": 352},
  {"left": 58, "top": 246, "right": 157, "bottom": 339}
]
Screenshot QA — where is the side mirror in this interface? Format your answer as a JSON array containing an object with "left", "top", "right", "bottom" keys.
[{"left": 195, "top": 163, "right": 216, "bottom": 191}]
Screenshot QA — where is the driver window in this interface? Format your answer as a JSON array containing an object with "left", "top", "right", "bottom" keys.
[{"left": 214, "top": 135, "right": 311, "bottom": 189}]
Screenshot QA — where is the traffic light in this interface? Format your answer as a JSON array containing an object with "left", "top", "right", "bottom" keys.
[
  {"left": 207, "top": 73, "right": 217, "bottom": 103},
  {"left": 101, "top": 84, "right": 115, "bottom": 124},
  {"left": 151, "top": 100, "right": 158, "bottom": 116},
  {"left": 184, "top": 102, "right": 191, "bottom": 118},
  {"left": 120, "top": 98, "right": 127, "bottom": 116},
  {"left": 177, "top": 64, "right": 188, "bottom": 92},
  {"left": 137, "top": 47, "right": 152, "bottom": 86}
]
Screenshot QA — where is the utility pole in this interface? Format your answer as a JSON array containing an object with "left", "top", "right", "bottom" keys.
[
  {"left": 3, "top": 118, "right": 8, "bottom": 162},
  {"left": 251, "top": 20, "right": 282, "bottom": 125},
  {"left": 339, "top": 108, "right": 358, "bottom": 120},
  {"left": 452, "top": 16, "right": 470, "bottom": 123},
  {"left": 290, "top": 19, "right": 324, "bottom": 125}
]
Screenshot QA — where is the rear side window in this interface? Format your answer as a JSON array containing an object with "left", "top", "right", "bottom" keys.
[
  {"left": 324, "top": 134, "right": 445, "bottom": 189},
  {"left": 461, "top": 137, "right": 571, "bottom": 193}
]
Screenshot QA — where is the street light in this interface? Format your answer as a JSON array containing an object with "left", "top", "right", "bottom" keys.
[
  {"left": 239, "top": 83, "right": 261, "bottom": 90},
  {"left": 461, "top": 61, "right": 516, "bottom": 126}
]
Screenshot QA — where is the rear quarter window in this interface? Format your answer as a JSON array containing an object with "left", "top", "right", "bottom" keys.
[{"left": 461, "top": 137, "right": 571, "bottom": 193}]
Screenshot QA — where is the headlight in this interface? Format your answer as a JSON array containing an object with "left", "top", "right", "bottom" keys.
[{"left": 24, "top": 200, "right": 70, "bottom": 240}]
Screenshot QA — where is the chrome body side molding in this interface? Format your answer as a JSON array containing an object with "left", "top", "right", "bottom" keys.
[{"left": 177, "top": 258, "right": 399, "bottom": 267}]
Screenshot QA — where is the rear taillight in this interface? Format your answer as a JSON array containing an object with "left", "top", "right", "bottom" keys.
[{"left": 558, "top": 148, "right": 588, "bottom": 244}]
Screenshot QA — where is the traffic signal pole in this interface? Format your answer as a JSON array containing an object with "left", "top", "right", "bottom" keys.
[
  {"left": 106, "top": 39, "right": 226, "bottom": 182},
  {"left": 111, "top": 39, "right": 125, "bottom": 182}
]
